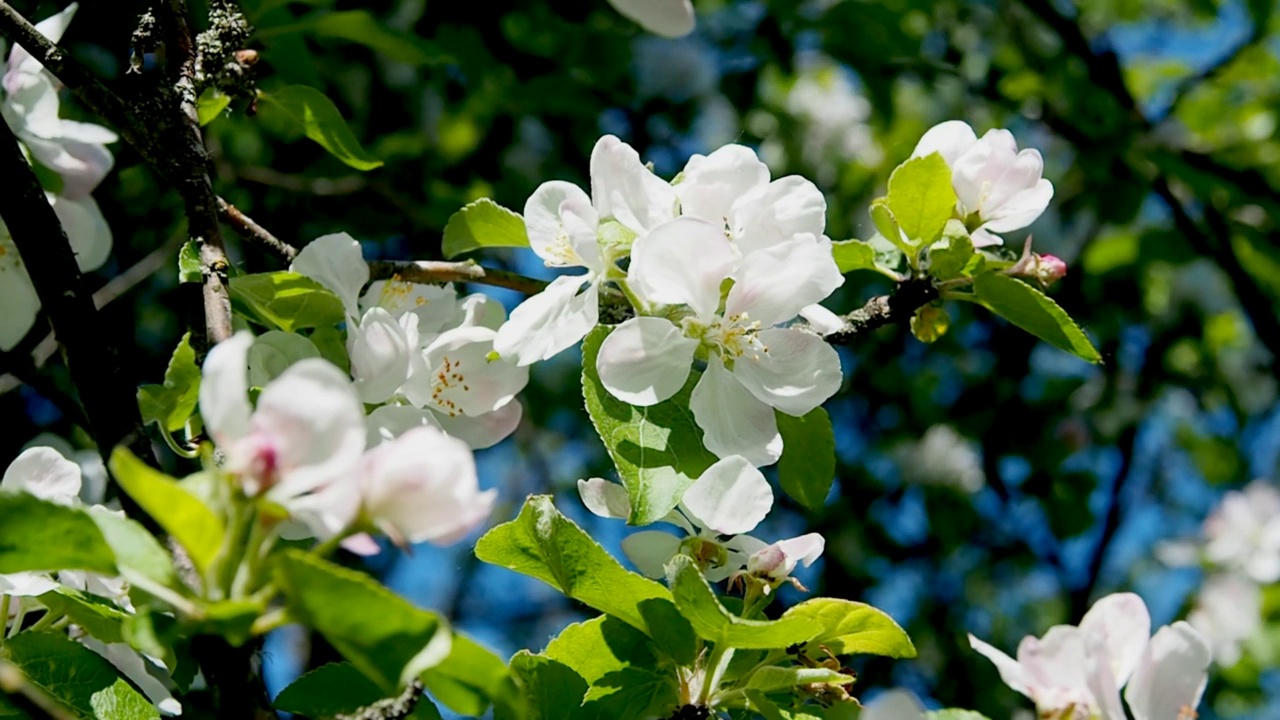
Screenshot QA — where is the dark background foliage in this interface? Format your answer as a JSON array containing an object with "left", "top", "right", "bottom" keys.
[{"left": 3, "top": 0, "right": 1278, "bottom": 717}]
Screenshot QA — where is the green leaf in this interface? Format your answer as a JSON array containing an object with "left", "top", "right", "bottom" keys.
[
  {"left": 830, "top": 240, "right": 875, "bottom": 274},
  {"left": 782, "top": 597, "right": 915, "bottom": 659},
  {"left": 421, "top": 633, "right": 515, "bottom": 717},
  {"left": 38, "top": 587, "right": 129, "bottom": 644},
  {"left": 886, "top": 152, "right": 957, "bottom": 245},
  {"left": 0, "top": 493, "right": 116, "bottom": 576},
  {"left": 274, "top": 550, "right": 450, "bottom": 691},
  {"left": 259, "top": 85, "right": 383, "bottom": 170},
  {"left": 136, "top": 333, "right": 201, "bottom": 433},
  {"left": 666, "top": 555, "right": 813, "bottom": 650},
  {"left": 474, "top": 495, "right": 672, "bottom": 635},
  {"left": 177, "top": 241, "right": 202, "bottom": 284},
  {"left": 910, "top": 304, "right": 950, "bottom": 343},
  {"left": 544, "top": 617, "right": 679, "bottom": 720},
  {"left": 776, "top": 408, "right": 835, "bottom": 512},
  {"left": 282, "top": 10, "right": 450, "bottom": 65},
  {"left": 743, "top": 690, "right": 840, "bottom": 720},
  {"left": 927, "top": 223, "right": 974, "bottom": 281},
  {"left": 1, "top": 632, "right": 160, "bottom": 720},
  {"left": 273, "top": 662, "right": 385, "bottom": 718},
  {"left": 581, "top": 326, "right": 719, "bottom": 525},
  {"left": 441, "top": 198, "right": 531, "bottom": 259},
  {"left": 229, "top": 272, "right": 347, "bottom": 332},
  {"left": 745, "top": 666, "right": 853, "bottom": 693},
  {"left": 310, "top": 326, "right": 350, "bottom": 373},
  {"left": 925, "top": 711, "right": 995, "bottom": 720},
  {"left": 247, "top": 331, "right": 321, "bottom": 387},
  {"left": 196, "top": 88, "right": 231, "bottom": 126},
  {"left": 508, "top": 652, "right": 587, "bottom": 720},
  {"left": 972, "top": 272, "right": 1102, "bottom": 363},
  {"left": 87, "top": 509, "right": 178, "bottom": 590},
  {"left": 108, "top": 448, "right": 224, "bottom": 578}
]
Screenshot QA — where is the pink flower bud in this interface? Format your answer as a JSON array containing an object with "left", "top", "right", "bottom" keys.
[{"left": 1035, "top": 254, "right": 1067, "bottom": 287}]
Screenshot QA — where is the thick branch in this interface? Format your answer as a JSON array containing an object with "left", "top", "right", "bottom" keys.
[
  {"left": 0, "top": 117, "right": 150, "bottom": 467},
  {"left": 821, "top": 278, "right": 939, "bottom": 345},
  {"left": 160, "top": 0, "right": 233, "bottom": 344},
  {"left": 368, "top": 259, "right": 549, "bottom": 294}
]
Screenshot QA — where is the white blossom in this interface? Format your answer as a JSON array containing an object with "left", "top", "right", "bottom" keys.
[
  {"left": 596, "top": 217, "right": 843, "bottom": 465},
  {"left": 1187, "top": 573, "right": 1261, "bottom": 667},
  {"left": 912, "top": 120, "right": 1053, "bottom": 248},
  {"left": 495, "top": 135, "right": 676, "bottom": 365},
  {"left": 1201, "top": 480, "right": 1280, "bottom": 584},
  {"left": 969, "top": 593, "right": 1210, "bottom": 720},
  {"left": 859, "top": 689, "right": 926, "bottom": 720},
  {"left": 580, "top": 456, "right": 823, "bottom": 584},
  {"left": 604, "top": 0, "right": 695, "bottom": 38}
]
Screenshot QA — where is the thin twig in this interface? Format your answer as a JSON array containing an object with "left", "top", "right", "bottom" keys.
[
  {"left": 0, "top": 115, "right": 151, "bottom": 468},
  {"left": 216, "top": 197, "right": 297, "bottom": 261},
  {"left": 160, "top": 0, "right": 234, "bottom": 344},
  {"left": 820, "top": 277, "right": 939, "bottom": 345},
  {"left": 367, "top": 259, "right": 550, "bottom": 294},
  {"left": 1069, "top": 425, "right": 1138, "bottom": 617}
]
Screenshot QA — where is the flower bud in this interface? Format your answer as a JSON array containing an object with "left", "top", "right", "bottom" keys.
[{"left": 1035, "top": 254, "right": 1067, "bottom": 287}]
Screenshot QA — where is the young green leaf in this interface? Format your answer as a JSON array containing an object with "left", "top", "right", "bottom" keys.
[
  {"left": 87, "top": 508, "right": 179, "bottom": 590},
  {"left": 108, "top": 448, "right": 225, "bottom": 577},
  {"left": 508, "top": 651, "right": 588, "bottom": 720},
  {"left": 177, "top": 241, "right": 202, "bottom": 284},
  {"left": 259, "top": 85, "right": 384, "bottom": 170},
  {"left": 972, "top": 272, "right": 1102, "bottom": 363},
  {"left": 743, "top": 690, "right": 835, "bottom": 720},
  {"left": 927, "top": 222, "right": 974, "bottom": 281},
  {"left": 1, "top": 632, "right": 160, "bottom": 720},
  {"left": 781, "top": 597, "right": 916, "bottom": 658},
  {"left": 666, "top": 555, "right": 813, "bottom": 650},
  {"left": 0, "top": 493, "right": 116, "bottom": 575},
  {"left": 421, "top": 633, "right": 516, "bottom": 717},
  {"left": 744, "top": 666, "right": 853, "bottom": 693},
  {"left": 887, "top": 152, "right": 957, "bottom": 245},
  {"left": 273, "top": 662, "right": 386, "bottom": 718},
  {"left": 830, "top": 239, "right": 876, "bottom": 274},
  {"left": 247, "top": 330, "right": 321, "bottom": 387},
  {"left": 197, "top": 88, "right": 231, "bottom": 126},
  {"left": 38, "top": 586, "right": 129, "bottom": 644},
  {"left": 911, "top": 304, "right": 950, "bottom": 343},
  {"left": 229, "top": 271, "right": 347, "bottom": 332},
  {"left": 544, "top": 616, "right": 679, "bottom": 720},
  {"left": 441, "top": 198, "right": 531, "bottom": 259},
  {"left": 581, "top": 326, "right": 719, "bottom": 525},
  {"left": 137, "top": 332, "right": 201, "bottom": 433},
  {"left": 775, "top": 408, "right": 835, "bottom": 512},
  {"left": 474, "top": 495, "right": 673, "bottom": 635},
  {"left": 275, "top": 550, "right": 451, "bottom": 691}
]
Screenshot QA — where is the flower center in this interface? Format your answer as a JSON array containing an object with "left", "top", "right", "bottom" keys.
[
  {"left": 682, "top": 313, "right": 766, "bottom": 363},
  {"left": 545, "top": 228, "right": 585, "bottom": 267},
  {"left": 427, "top": 355, "right": 470, "bottom": 417}
]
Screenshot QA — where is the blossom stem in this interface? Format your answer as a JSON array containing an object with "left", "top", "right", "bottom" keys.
[
  {"left": 128, "top": 574, "right": 201, "bottom": 618},
  {"left": 0, "top": 595, "right": 10, "bottom": 632},
  {"left": 698, "top": 644, "right": 733, "bottom": 706},
  {"left": 6, "top": 600, "right": 26, "bottom": 638},
  {"left": 249, "top": 607, "right": 289, "bottom": 636},
  {"left": 613, "top": 277, "right": 649, "bottom": 315},
  {"left": 25, "top": 609, "right": 64, "bottom": 633},
  {"left": 158, "top": 428, "right": 200, "bottom": 459}
]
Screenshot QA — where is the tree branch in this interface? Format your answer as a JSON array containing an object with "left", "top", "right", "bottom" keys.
[
  {"left": 821, "top": 278, "right": 939, "bottom": 345},
  {"left": 367, "top": 260, "right": 550, "bottom": 295},
  {"left": 159, "top": 0, "right": 233, "bottom": 344},
  {"left": 0, "top": 116, "right": 151, "bottom": 468},
  {"left": 216, "top": 197, "right": 297, "bottom": 261}
]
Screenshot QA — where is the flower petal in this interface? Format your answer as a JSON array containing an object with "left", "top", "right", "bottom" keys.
[
  {"left": 1, "top": 446, "right": 81, "bottom": 502},
  {"left": 454, "top": 292, "right": 507, "bottom": 331},
  {"left": 596, "top": 317, "right": 697, "bottom": 406},
  {"left": 524, "top": 180, "right": 602, "bottom": 270},
  {"left": 0, "top": 571, "right": 59, "bottom": 597},
  {"left": 731, "top": 328, "right": 842, "bottom": 417},
  {"left": 589, "top": 135, "right": 677, "bottom": 233},
  {"left": 365, "top": 404, "right": 441, "bottom": 449},
  {"left": 798, "top": 303, "right": 844, "bottom": 335},
  {"left": 689, "top": 358, "right": 782, "bottom": 466},
  {"left": 911, "top": 120, "right": 978, "bottom": 166},
  {"left": 605, "top": 0, "right": 695, "bottom": 37},
  {"left": 726, "top": 235, "right": 843, "bottom": 327},
  {"left": 290, "top": 233, "right": 370, "bottom": 319},
  {"left": 0, "top": 235, "right": 40, "bottom": 351},
  {"left": 1079, "top": 592, "right": 1151, "bottom": 689},
  {"left": 493, "top": 274, "right": 597, "bottom": 365},
  {"left": 983, "top": 178, "right": 1054, "bottom": 233},
  {"left": 198, "top": 331, "right": 254, "bottom": 444},
  {"left": 621, "top": 530, "right": 683, "bottom": 579},
  {"left": 360, "top": 279, "right": 457, "bottom": 336},
  {"left": 48, "top": 194, "right": 112, "bottom": 272},
  {"left": 578, "top": 477, "right": 632, "bottom": 520},
  {"left": 676, "top": 144, "right": 769, "bottom": 231},
  {"left": 5, "top": 3, "right": 78, "bottom": 79},
  {"left": 732, "top": 176, "right": 827, "bottom": 257},
  {"left": 860, "top": 689, "right": 926, "bottom": 720},
  {"left": 349, "top": 308, "right": 415, "bottom": 404},
  {"left": 432, "top": 399, "right": 524, "bottom": 449},
  {"left": 1123, "top": 622, "right": 1210, "bottom": 720},
  {"left": 681, "top": 455, "right": 773, "bottom": 535},
  {"left": 968, "top": 633, "right": 1032, "bottom": 699},
  {"left": 629, "top": 217, "right": 737, "bottom": 317}
]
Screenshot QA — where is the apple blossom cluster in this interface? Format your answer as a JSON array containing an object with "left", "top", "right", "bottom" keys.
[
  {"left": 494, "top": 135, "right": 843, "bottom": 466},
  {"left": 0, "top": 3, "right": 117, "bottom": 351},
  {"left": 290, "top": 233, "right": 529, "bottom": 450},
  {"left": 199, "top": 331, "right": 496, "bottom": 548},
  {"left": 911, "top": 120, "right": 1053, "bottom": 248},
  {"left": 969, "top": 592, "right": 1211, "bottom": 720},
  {"left": 1159, "top": 479, "right": 1280, "bottom": 665},
  {"left": 579, "top": 457, "right": 824, "bottom": 593},
  {"left": 1, "top": 446, "right": 182, "bottom": 714}
]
